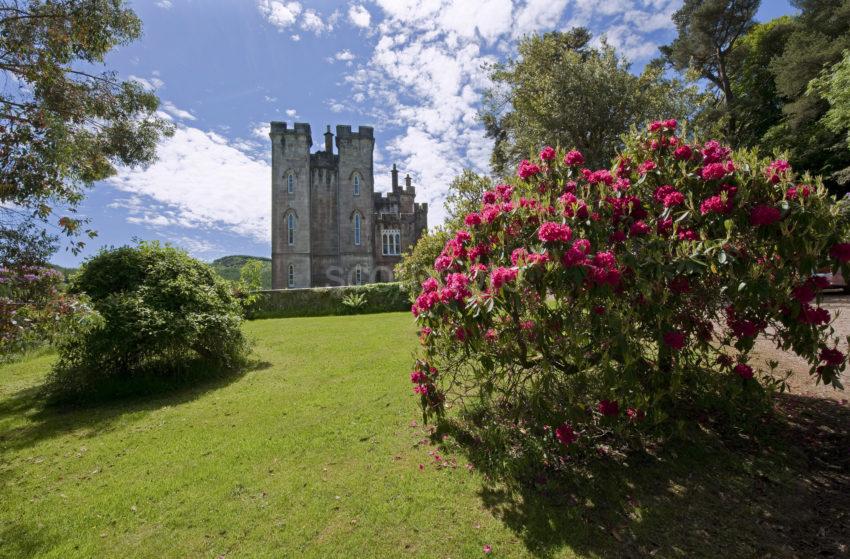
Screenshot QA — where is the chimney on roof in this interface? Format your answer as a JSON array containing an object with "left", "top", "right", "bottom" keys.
[{"left": 324, "top": 125, "right": 333, "bottom": 153}]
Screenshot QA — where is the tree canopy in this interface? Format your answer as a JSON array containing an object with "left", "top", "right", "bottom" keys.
[
  {"left": 482, "top": 29, "right": 707, "bottom": 177},
  {"left": 0, "top": 0, "right": 173, "bottom": 267}
]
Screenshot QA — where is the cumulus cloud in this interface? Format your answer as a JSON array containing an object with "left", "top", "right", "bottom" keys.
[
  {"left": 348, "top": 4, "right": 371, "bottom": 28},
  {"left": 285, "top": 108, "right": 299, "bottom": 118},
  {"left": 129, "top": 74, "right": 164, "bottom": 90},
  {"left": 160, "top": 100, "right": 196, "bottom": 121},
  {"left": 156, "top": 0, "right": 173, "bottom": 8},
  {"left": 107, "top": 126, "right": 271, "bottom": 242},
  {"left": 338, "top": 0, "right": 678, "bottom": 225},
  {"left": 257, "top": 0, "right": 302, "bottom": 30}
]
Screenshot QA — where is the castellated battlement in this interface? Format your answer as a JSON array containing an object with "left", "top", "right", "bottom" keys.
[{"left": 270, "top": 122, "right": 428, "bottom": 289}]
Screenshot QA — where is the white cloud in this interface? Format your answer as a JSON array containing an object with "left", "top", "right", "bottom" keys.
[
  {"left": 156, "top": 0, "right": 173, "bottom": 8},
  {"left": 107, "top": 127, "right": 271, "bottom": 242},
  {"left": 252, "top": 123, "right": 271, "bottom": 139},
  {"left": 285, "top": 108, "right": 299, "bottom": 118},
  {"left": 160, "top": 100, "right": 196, "bottom": 121},
  {"left": 290, "top": 34, "right": 301, "bottom": 41},
  {"left": 337, "top": 0, "right": 678, "bottom": 226},
  {"left": 348, "top": 4, "right": 371, "bottom": 28},
  {"left": 335, "top": 49, "right": 356, "bottom": 61},
  {"left": 257, "top": 0, "right": 302, "bottom": 30},
  {"left": 129, "top": 74, "right": 164, "bottom": 90},
  {"left": 301, "top": 9, "right": 329, "bottom": 33}
]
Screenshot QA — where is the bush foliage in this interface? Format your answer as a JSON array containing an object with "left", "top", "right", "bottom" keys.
[
  {"left": 246, "top": 282, "right": 410, "bottom": 319},
  {"left": 46, "top": 242, "right": 248, "bottom": 401},
  {"left": 410, "top": 119, "right": 850, "bottom": 472}
]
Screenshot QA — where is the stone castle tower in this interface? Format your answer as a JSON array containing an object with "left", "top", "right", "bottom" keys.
[{"left": 270, "top": 122, "right": 428, "bottom": 289}]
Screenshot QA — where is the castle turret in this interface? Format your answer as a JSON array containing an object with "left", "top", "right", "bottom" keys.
[
  {"left": 391, "top": 163, "right": 399, "bottom": 190},
  {"left": 270, "top": 121, "right": 312, "bottom": 289},
  {"left": 324, "top": 125, "right": 333, "bottom": 153}
]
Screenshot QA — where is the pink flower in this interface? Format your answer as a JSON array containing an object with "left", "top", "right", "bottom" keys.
[
  {"left": 638, "top": 160, "right": 657, "bottom": 175},
  {"left": 517, "top": 160, "right": 541, "bottom": 180},
  {"left": 764, "top": 159, "right": 791, "bottom": 184},
  {"left": 733, "top": 363, "right": 754, "bottom": 379},
  {"left": 455, "top": 327, "right": 468, "bottom": 341},
  {"left": 673, "top": 144, "right": 692, "bottom": 160},
  {"left": 587, "top": 169, "right": 614, "bottom": 185},
  {"left": 564, "top": 150, "right": 584, "bottom": 166},
  {"left": 700, "top": 161, "right": 734, "bottom": 181},
  {"left": 664, "top": 118, "right": 678, "bottom": 129},
  {"left": 483, "top": 191, "right": 498, "bottom": 204},
  {"left": 484, "top": 328, "right": 497, "bottom": 342},
  {"left": 654, "top": 185, "right": 684, "bottom": 207},
  {"left": 830, "top": 243, "right": 850, "bottom": 263},
  {"left": 562, "top": 239, "right": 591, "bottom": 266},
  {"left": 701, "top": 140, "right": 731, "bottom": 164},
  {"left": 539, "top": 146, "right": 556, "bottom": 161},
  {"left": 799, "top": 304, "right": 830, "bottom": 325},
  {"left": 626, "top": 408, "right": 645, "bottom": 422},
  {"left": 597, "top": 400, "right": 619, "bottom": 416},
  {"left": 678, "top": 229, "right": 698, "bottom": 241},
  {"left": 700, "top": 195, "right": 733, "bottom": 215},
  {"left": 648, "top": 120, "right": 663, "bottom": 132},
  {"left": 421, "top": 277, "right": 438, "bottom": 293},
  {"left": 465, "top": 212, "right": 482, "bottom": 227},
  {"left": 410, "top": 370, "right": 427, "bottom": 384},
  {"left": 787, "top": 184, "right": 811, "bottom": 199},
  {"left": 538, "top": 221, "right": 573, "bottom": 243},
  {"left": 490, "top": 267, "right": 518, "bottom": 290},
  {"left": 749, "top": 205, "right": 781, "bottom": 227},
  {"left": 435, "top": 254, "right": 452, "bottom": 272},
  {"left": 663, "top": 330, "right": 685, "bottom": 351},
  {"left": 483, "top": 545, "right": 492, "bottom": 554},
  {"left": 555, "top": 423, "right": 578, "bottom": 446},
  {"left": 629, "top": 220, "right": 651, "bottom": 236},
  {"left": 820, "top": 347, "right": 845, "bottom": 366}
]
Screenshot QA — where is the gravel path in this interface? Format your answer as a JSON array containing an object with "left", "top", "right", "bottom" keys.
[{"left": 751, "top": 293, "right": 850, "bottom": 403}]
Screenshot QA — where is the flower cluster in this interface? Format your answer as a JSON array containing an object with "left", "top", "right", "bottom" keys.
[{"left": 409, "top": 118, "right": 850, "bottom": 457}]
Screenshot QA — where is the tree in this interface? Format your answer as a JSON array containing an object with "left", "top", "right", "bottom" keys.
[
  {"left": 809, "top": 51, "right": 850, "bottom": 185},
  {"left": 763, "top": 0, "right": 850, "bottom": 190},
  {"left": 0, "top": 0, "right": 173, "bottom": 267},
  {"left": 410, "top": 119, "right": 850, "bottom": 474},
  {"left": 728, "top": 17, "right": 795, "bottom": 148},
  {"left": 483, "top": 29, "right": 705, "bottom": 176},
  {"left": 660, "top": 0, "right": 760, "bottom": 144}
]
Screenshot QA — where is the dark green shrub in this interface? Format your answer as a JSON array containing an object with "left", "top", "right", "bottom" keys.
[
  {"left": 45, "top": 242, "right": 249, "bottom": 401},
  {"left": 246, "top": 282, "right": 410, "bottom": 319}
]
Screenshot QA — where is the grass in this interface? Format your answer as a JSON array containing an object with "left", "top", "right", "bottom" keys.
[{"left": 1, "top": 313, "right": 848, "bottom": 558}]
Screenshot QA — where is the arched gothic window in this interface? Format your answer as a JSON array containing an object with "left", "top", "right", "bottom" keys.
[
  {"left": 287, "top": 213, "right": 295, "bottom": 245},
  {"left": 287, "top": 172, "right": 294, "bottom": 193},
  {"left": 353, "top": 174, "right": 361, "bottom": 196},
  {"left": 354, "top": 213, "right": 361, "bottom": 246}
]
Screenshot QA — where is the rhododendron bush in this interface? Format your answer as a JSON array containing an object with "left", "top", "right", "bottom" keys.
[{"left": 410, "top": 120, "right": 850, "bottom": 464}]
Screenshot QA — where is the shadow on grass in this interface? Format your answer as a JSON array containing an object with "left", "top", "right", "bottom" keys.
[
  {"left": 446, "top": 394, "right": 850, "bottom": 559},
  {"left": 0, "top": 359, "right": 272, "bottom": 455}
]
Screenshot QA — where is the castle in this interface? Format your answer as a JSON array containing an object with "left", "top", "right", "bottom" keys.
[{"left": 270, "top": 122, "right": 428, "bottom": 289}]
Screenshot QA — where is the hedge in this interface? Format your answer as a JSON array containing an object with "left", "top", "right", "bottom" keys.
[{"left": 245, "top": 282, "right": 411, "bottom": 319}]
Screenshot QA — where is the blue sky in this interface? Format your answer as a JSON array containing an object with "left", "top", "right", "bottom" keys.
[{"left": 54, "top": 0, "right": 796, "bottom": 267}]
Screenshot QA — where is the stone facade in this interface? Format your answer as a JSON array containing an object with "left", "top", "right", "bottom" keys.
[{"left": 270, "top": 122, "right": 428, "bottom": 289}]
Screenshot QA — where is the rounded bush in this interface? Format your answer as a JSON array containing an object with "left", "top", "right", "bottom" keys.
[
  {"left": 47, "top": 242, "right": 249, "bottom": 400},
  {"left": 410, "top": 120, "right": 850, "bottom": 468}
]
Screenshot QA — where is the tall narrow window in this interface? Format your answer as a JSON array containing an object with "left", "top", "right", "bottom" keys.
[
  {"left": 287, "top": 213, "right": 295, "bottom": 245},
  {"left": 288, "top": 264, "right": 294, "bottom": 287},
  {"left": 353, "top": 174, "right": 361, "bottom": 196},
  {"left": 355, "top": 265, "right": 362, "bottom": 285},
  {"left": 354, "top": 213, "right": 361, "bottom": 245},
  {"left": 394, "top": 232, "right": 401, "bottom": 254},
  {"left": 287, "top": 173, "right": 294, "bottom": 193}
]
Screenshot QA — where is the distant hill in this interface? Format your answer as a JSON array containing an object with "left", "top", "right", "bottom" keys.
[{"left": 210, "top": 255, "right": 272, "bottom": 289}]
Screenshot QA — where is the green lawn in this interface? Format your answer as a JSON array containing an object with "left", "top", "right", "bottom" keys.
[{"left": 1, "top": 313, "right": 848, "bottom": 558}]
